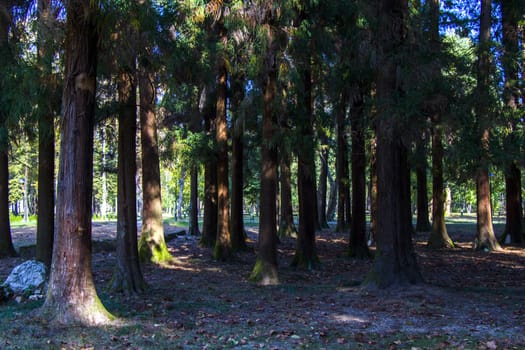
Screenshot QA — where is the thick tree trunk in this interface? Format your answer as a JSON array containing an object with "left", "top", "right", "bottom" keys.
[
  {"left": 335, "top": 94, "right": 349, "bottom": 233},
  {"left": 349, "top": 90, "right": 370, "bottom": 258},
  {"left": 213, "top": 26, "right": 233, "bottom": 260},
  {"left": 188, "top": 165, "right": 201, "bottom": 236},
  {"left": 474, "top": 0, "right": 501, "bottom": 251},
  {"left": 200, "top": 87, "right": 218, "bottom": 248},
  {"left": 503, "top": 163, "right": 523, "bottom": 243},
  {"left": 251, "top": 30, "right": 279, "bottom": 284},
  {"left": 364, "top": 0, "right": 422, "bottom": 288},
  {"left": 40, "top": 0, "right": 113, "bottom": 324},
  {"left": 137, "top": 68, "right": 172, "bottom": 263},
  {"left": 428, "top": 120, "right": 455, "bottom": 248},
  {"left": 293, "top": 67, "right": 319, "bottom": 269},
  {"left": 111, "top": 70, "right": 145, "bottom": 294},
  {"left": 279, "top": 150, "right": 297, "bottom": 238},
  {"left": 415, "top": 136, "right": 431, "bottom": 232}
]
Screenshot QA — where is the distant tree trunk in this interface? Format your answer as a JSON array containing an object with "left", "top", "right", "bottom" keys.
[
  {"left": 176, "top": 168, "right": 186, "bottom": 220},
  {"left": 251, "top": 27, "right": 279, "bottom": 285},
  {"left": 279, "top": 149, "right": 297, "bottom": 237},
  {"left": 326, "top": 169, "right": 337, "bottom": 222},
  {"left": 364, "top": 0, "right": 422, "bottom": 288},
  {"left": 335, "top": 93, "right": 349, "bottom": 233},
  {"left": 426, "top": 0, "right": 454, "bottom": 249},
  {"left": 200, "top": 86, "right": 218, "bottom": 248},
  {"left": 137, "top": 67, "right": 172, "bottom": 263},
  {"left": 415, "top": 136, "right": 431, "bottom": 232},
  {"left": 349, "top": 89, "right": 370, "bottom": 258},
  {"left": 213, "top": 20, "right": 232, "bottom": 260},
  {"left": 317, "top": 133, "right": 330, "bottom": 229},
  {"left": 293, "top": 65, "right": 319, "bottom": 269},
  {"left": 473, "top": 0, "right": 501, "bottom": 251},
  {"left": 369, "top": 136, "right": 377, "bottom": 244},
  {"left": 40, "top": 0, "right": 113, "bottom": 324},
  {"left": 188, "top": 165, "right": 200, "bottom": 236},
  {"left": 111, "top": 70, "right": 145, "bottom": 294},
  {"left": 501, "top": 0, "right": 523, "bottom": 244}
]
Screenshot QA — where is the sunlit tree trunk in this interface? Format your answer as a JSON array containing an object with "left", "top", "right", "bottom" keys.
[
  {"left": 111, "top": 70, "right": 145, "bottom": 294},
  {"left": 473, "top": 0, "right": 500, "bottom": 251},
  {"left": 40, "top": 0, "right": 113, "bottom": 324},
  {"left": 364, "top": 0, "right": 422, "bottom": 288},
  {"left": 251, "top": 24, "right": 279, "bottom": 284},
  {"left": 213, "top": 17, "right": 233, "bottom": 260},
  {"left": 138, "top": 66, "right": 172, "bottom": 263}
]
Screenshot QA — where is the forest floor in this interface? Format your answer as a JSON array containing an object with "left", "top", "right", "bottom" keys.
[{"left": 0, "top": 216, "right": 524, "bottom": 349}]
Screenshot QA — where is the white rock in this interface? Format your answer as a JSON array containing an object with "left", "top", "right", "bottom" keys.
[{"left": 2, "top": 260, "right": 47, "bottom": 294}]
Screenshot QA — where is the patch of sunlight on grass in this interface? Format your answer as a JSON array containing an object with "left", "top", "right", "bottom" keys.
[{"left": 333, "top": 313, "right": 368, "bottom": 324}]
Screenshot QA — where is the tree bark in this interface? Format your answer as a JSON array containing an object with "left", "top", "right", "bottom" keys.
[
  {"left": 137, "top": 67, "right": 172, "bottom": 263},
  {"left": 200, "top": 86, "right": 218, "bottom": 248},
  {"left": 501, "top": 0, "right": 523, "bottom": 244},
  {"left": 231, "top": 116, "right": 247, "bottom": 250},
  {"left": 292, "top": 65, "right": 319, "bottom": 269},
  {"left": 364, "top": 0, "right": 422, "bottom": 288},
  {"left": 369, "top": 136, "right": 378, "bottom": 244},
  {"left": 335, "top": 93, "right": 349, "bottom": 233},
  {"left": 317, "top": 133, "right": 330, "bottom": 229},
  {"left": 111, "top": 70, "right": 145, "bottom": 294},
  {"left": 349, "top": 89, "right": 370, "bottom": 258},
  {"left": 279, "top": 149, "right": 297, "bottom": 238},
  {"left": 415, "top": 135, "right": 431, "bottom": 232},
  {"left": 213, "top": 19, "right": 232, "bottom": 260},
  {"left": 251, "top": 26, "right": 279, "bottom": 284},
  {"left": 188, "top": 165, "right": 201, "bottom": 236},
  {"left": 40, "top": 0, "right": 113, "bottom": 324},
  {"left": 473, "top": 0, "right": 500, "bottom": 251}
]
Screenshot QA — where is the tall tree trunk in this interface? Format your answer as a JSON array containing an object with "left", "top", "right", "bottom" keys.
[
  {"left": 279, "top": 149, "right": 297, "bottom": 238},
  {"left": 40, "top": 0, "right": 113, "bottom": 324},
  {"left": 501, "top": 0, "right": 523, "bottom": 244},
  {"left": 231, "top": 118, "right": 247, "bottom": 250},
  {"left": 188, "top": 165, "right": 200, "bottom": 236},
  {"left": 111, "top": 70, "right": 145, "bottom": 294},
  {"left": 364, "top": 0, "right": 422, "bottom": 288},
  {"left": 0, "top": 1, "right": 17, "bottom": 258},
  {"left": 293, "top": 65, "right": 319, "bottom": 269},
  {"left": 176, "top": 168, "right": 186, "bottom": 220},
  {"left": 335, "top": 93, "right": 349, "bottom": 233},
  {"left": 213, "top": 19, "right": 232, "bottom": 260},
  {"left": 137, "top": 67, "right": 172, "bottom": 263},
  {"left": 426, "top": 0, "right": 454, "bottom": 249},
  {"left": 200, "top": 86, "right": 218, "bottom": 248},
  {"left": 250, "top": 27, "right": 279, "bottom": 284},
  {"left": 415, "top": 135, "right": 431, "bottom": 232},
  {"left": 326, "top": 169, "right": 337, "bottom": 222},
  {"left": 428, "top": 120, "right": 455, "bottom": 248},
  {"left": 473, "top": 0, "right": 500, "bottom": 251},
  {"left": 349, "top": 89, "right": 370, "bottom": 258},
  {"left": 317, "top": 133, "right": 330, "bottom": 229}
]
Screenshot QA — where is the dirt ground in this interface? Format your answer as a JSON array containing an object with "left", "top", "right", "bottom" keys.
[{"left": 0, "top": 221, "right": 524, "bottom": 349}]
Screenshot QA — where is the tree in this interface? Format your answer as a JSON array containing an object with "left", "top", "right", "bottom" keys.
[
  {"left": 110, "top": 65, "right": 146, "bottom": 294},
  {"left": 40, "top": 0, "right": 113, "bottom": 324},
  {"left": 473, "top": 0, "right": 501, "bottom": 251},
  {"left": 335, "top": 92, "right": 349, "bottom": 233},
  {"left": 414, "top": 135, "right": 431, "bottom": 232},
  {"left": 138, "top": 62, "right": 172, "bottom": 264},
  {"left": 427, "top": 0, "right": 454, "bottom": 249},
  {"left": 35, "top": 0, "right": 58, "bottom": 267},
  {"left": 364, "top": 0, "right": 422, "bottom": 288},
  {"left": 213, "top": 5, "right": 233, "bottom": 260},
  {"left": 250, "top": 13, "right": 280, "bottom": 285},
  {"left": 0, "top": 0, "right": 18, "bottom": 258},
  {"left": 500, "top": 0, "right": 523, "bottom": 244}
]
